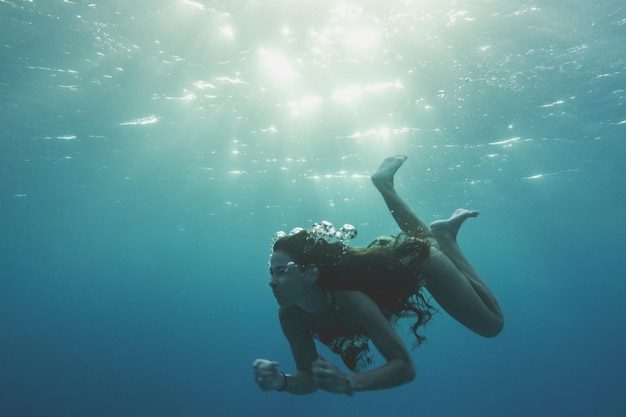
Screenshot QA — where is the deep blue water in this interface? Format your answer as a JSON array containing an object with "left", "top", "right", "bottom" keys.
[{"left": 1, "top": 1, "right": 625, "bottom": 416}]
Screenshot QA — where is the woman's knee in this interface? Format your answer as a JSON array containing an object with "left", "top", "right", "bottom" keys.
[{"left": 479, "top": 315, "right": 504, "bottom": 338}]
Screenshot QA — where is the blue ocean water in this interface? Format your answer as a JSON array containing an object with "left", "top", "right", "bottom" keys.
[{"left": 1, "top": 0, "right": 625, "bottom": 416}]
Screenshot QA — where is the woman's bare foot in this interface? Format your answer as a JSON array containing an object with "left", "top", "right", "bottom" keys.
[
  {"left": 371, "top": 155, "right": 408, "bottom": 190},
  {"left": 430, "top": 209, "right": 479, "bottom": 241}
]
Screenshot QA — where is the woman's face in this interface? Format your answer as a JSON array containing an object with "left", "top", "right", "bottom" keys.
[{"left": 268, "top": 250, "right": 312, "bottom": 306}]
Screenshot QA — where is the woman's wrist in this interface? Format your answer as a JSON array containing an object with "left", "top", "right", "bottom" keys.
[
  {"left": 344, "top": 373, "right": 354, "bottom": 396},
  {"left": 276, "top": 371, "right": 288, "bottom": 392}
]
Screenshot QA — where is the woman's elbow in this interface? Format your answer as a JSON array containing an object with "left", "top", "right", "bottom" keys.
[{"left": 400, "top": 360, "right": 416, "bottom": 384}]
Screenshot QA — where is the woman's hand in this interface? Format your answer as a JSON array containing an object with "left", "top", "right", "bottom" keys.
[
  {"left": 311, "top": 356, "right": 353, "bottom": 395},
  {"left": 252, "top": 358, "right": 286, "bottom": 391}
]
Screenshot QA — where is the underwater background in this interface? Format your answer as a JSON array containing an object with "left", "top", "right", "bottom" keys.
[{"left": 1, "top": 0, "right": 625, "bottom": 416}]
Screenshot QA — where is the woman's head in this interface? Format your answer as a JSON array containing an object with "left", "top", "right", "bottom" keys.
[
  {"left": 268, "top": 249, "right": 319, "bottom": 307},
  {"left": 269, "top": 229, "right": 348, "bottom": 308}
]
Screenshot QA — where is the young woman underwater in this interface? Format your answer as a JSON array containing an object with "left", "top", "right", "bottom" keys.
[{"left": 253, "top": 155, "right": 504, "bottom": 395}]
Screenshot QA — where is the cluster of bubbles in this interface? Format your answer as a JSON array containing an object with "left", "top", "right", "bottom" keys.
[
  {"left": 312, "top": 221, "right": 357, "bottom": 243},
  {"left": 273, "top": 220, "right": 358, "bottom": 246}
]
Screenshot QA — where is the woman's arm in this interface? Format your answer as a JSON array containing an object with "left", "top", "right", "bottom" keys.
[
  {"left": 331, "top": 290, "right": 416, "bottom": 392},
  {"left": 277, "top": 305, "right": 319, "bottom": 395}
]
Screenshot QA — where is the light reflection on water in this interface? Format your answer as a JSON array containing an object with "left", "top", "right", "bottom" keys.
[{"left": 1, "top": 0, "right": 624, "bottom": 194}]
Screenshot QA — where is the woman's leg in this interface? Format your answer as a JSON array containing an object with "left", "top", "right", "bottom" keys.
[
  {"left": 424, "top": 215, "right": 504, "bottom": 337},
  {"left": 371, "top": 155, "right": 431, "bottom": 238},
  {"left": 372, "top": 156, "right": 503, "bottom": 337}
]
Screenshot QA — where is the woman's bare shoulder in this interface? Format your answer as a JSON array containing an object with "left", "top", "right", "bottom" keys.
[
  {"left": 333, "top": 289, "right": 369, "bottom": 302},
  {"left": 332, "top": 289, "right": 380, "bottom": 317}
]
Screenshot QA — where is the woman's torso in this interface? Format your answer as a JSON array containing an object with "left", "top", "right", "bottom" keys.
[{"left": 305, "top": 290, "right": 375, "bottom": 372}]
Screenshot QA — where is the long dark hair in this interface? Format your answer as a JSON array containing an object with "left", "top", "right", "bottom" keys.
[{"left": 272, "top": 230, "right": 436, "bottom": 347}]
